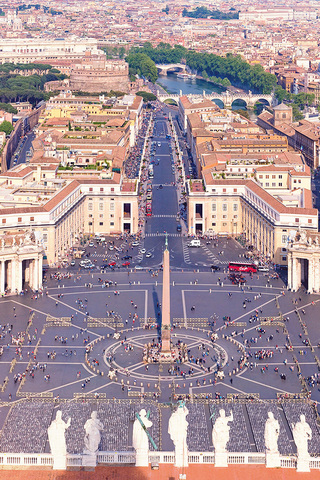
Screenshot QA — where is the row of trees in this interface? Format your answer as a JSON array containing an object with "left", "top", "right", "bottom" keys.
[
  {"left": 127, "top": 44, "right": 277, "bottom": 94},
  {"left": 182, "top": 6, "right": 239, "bottom": 19},
  {"left": 0, "top": 63, "right": 53, "bottom": 73},
  {"left": 0, "top": 70, "right": 67, "bottom": 106}
]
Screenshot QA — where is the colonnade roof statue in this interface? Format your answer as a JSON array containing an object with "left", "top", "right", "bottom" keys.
[
  {"left": 168, "top": 400, "right": 189, "bottom": 468},
  {"left": 292, "top": 414, "right": 312, "bottom": 459},
  {"left": 212, "top": 408, "right": 233, "bottom": 453},
  {"left": 48, "top": 410, "right": 71, "bottom": 470},
  {"left": 84, "top": 411, "right": 104, "bottom": 455},
  {"left": 265, "top": 411, "right": 280, "bottom": 455}
]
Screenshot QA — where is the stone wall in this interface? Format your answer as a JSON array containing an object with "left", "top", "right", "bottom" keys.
[{"left": 70, "top": 70, "right": 129, "bottom": 93}]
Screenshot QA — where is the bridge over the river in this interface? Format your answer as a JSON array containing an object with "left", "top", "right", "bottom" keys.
[
  {"left": 157, "top": 90, "right": 274, "bottom": 108},
  {"left": 156, "top": 64, "right": 187, "bottom": 75}
]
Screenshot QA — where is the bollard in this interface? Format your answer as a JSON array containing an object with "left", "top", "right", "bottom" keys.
[{"left": 156, "top": 281, "right": 157, "bottom": 286}]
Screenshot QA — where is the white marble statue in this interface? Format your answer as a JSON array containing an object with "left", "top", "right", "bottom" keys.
[
  {"left": 84, "top": 411, "right": 103, "bottom": 454},
  {"left": 48, "top": 410, "right": 71, "bottom": 470},
  {"left": 265, "top": 412, "right": 280, "bottom": 454},
  {"left": 212, "top": 409, "right": 233, "bottom": 453},
  {"left": 292, "top": 414, "right": 312, "bottom": 459},
  {"left": 133, "top": 409, "right": 153, "bottom": 467},
  {"left": 168, "top": 401, "right": 189, "bottom": 468},
  {"left": 299, "top": 230, "right": 307, "bottom": 243}
]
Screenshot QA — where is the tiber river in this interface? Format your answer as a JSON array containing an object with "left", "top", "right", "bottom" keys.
[{"left": 157, "top": 72, "right": 248, "bottom": 111}]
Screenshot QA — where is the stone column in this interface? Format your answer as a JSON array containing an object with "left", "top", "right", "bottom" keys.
[
  {"left": 38, "top": 255, "right": 43, "bottom": 290},
  {"left": 33, "top": 258, "right": 39, "bottom": 291},
  {"left": 0, "top": 260, "right": 5, "bottom": 294},
  {"left": 308, "top": 258, "right": 314, "bottom": 293},
  {"left": 314, "top": 258, "right": 320, "bottom": 293},
  {"left": 287, "top": 253, "right": 293, "bottom": 290},
  {"left": 29, "top": 260, "right": 33, "bottom": 289},
  {"left": 11, "top": 259, "right": 16, "bottom": 293},
  {"left": 293, "top": 258, "right": 301, "bottom": 292},
  {"left": 17, "top": 260, "right": 23, "bottom": 293}
]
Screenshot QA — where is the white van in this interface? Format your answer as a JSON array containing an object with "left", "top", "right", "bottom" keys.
[
  {"left": 258, "top": 266, "right": 269, "bottom": 272},
  {"left": 188, "top": 239, "right": 201, "bottom": 247}
]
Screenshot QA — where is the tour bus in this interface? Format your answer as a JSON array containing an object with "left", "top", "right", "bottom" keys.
[
  {"left": 148, "top": 165, "right": 154, "bottom": 178},
  {"left": 228, "top": 262, "right": 257, "bottom": 273}
]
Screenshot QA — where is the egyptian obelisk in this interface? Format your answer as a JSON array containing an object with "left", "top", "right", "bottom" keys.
[{"left": 161, "top": 234, "right": 171, "bottom": 353}]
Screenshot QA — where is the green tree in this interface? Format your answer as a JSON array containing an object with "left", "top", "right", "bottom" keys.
[
  {"left": 136, "top": 91, "right": 157, "bottom": 102},
  {"left": 0, "top": 120, "right": 13, "bottom": 135}
]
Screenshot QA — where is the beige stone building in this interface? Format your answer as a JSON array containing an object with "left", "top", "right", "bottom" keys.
[
  {"left": 187, "top": 175, "right": 318, "bottom": 265},
  {"left": 0, "top": 165, "right": 138, "bottom": 268}
]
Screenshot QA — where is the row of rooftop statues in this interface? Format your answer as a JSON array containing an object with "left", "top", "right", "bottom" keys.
[{"left": 48, "top": 405, "right": 313, "bottom": 472}]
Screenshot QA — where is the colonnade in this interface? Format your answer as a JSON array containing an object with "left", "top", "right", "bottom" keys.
[
  {"left": 287, "top": 245, "right": 320, "bottom": 293},
  {"left": 0, "top": 255, "right": 43, "bottom": 294}
]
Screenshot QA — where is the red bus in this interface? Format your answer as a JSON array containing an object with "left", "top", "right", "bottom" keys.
[{"left": 228, "top": 262, "right": 257, "bottom": 273}]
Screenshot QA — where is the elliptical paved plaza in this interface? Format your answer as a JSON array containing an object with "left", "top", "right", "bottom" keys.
[{"left": 0, "top": 263, "right": 319, "bottom": 409}]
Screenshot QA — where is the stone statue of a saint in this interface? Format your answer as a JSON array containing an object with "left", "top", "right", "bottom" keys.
[
  {"left": 12, "top": 237, "right": 16, "bottom": 247},
  {"left": 265, "top": 412, "right": 280, "bottom": 454},
  {"left": 84, "top": 411, "right": 103, "bottom": 454},
  {"left": 315, "top": 237, "right": 319, "bottom": 246},
  {"left": 168, "top": 401, "right": 189, "bottom": 468},
  {"left": 299, "top": 230, "right": 307, "bottom": 243},
  {"left": 133, "top": 409, "right": 153, "bottom": 467},
  {"left": 212, "top": 409, "right": 233, "bottom": 453},
  {"left": 292, "top": 414, "right": 312, "bottom": 459},
  {"left": 48, "top": 410, "right": 71, "bottom": 470}
]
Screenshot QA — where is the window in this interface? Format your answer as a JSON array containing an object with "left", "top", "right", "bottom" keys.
[
  {"left": 110, "top": 202, "right": 115, "bottom": 211},
  {"left": 88, "top": 203, "right": 93, "bottom": 211},
  {"left": 233, "top": 204, "right": 238, "bottom": 211},
  {"left": 99, "top": 222, "right": 103, "bottom": 226},
  {"left": 100, "top": 188, "right": 104, "bottom": 192},
  {"left": 43, "top": 234, "right": 48, "bottom": 243},
  {"left": 89, "top": 188, "right": 93, "bottom": 192},
  {"left": 212, "top": 215, "right": 216, "bottom": 219},
  {"left": 222, "top": 204, "right": 227, "bottom": 212},
  {"left": 18, "top": 217, "right": 22, "bottom": 223},
  {"left": 222, "top": 222, "right": 227, "bottom": 226},
  {"left": 110, "top": 222, "right": 114, "bottom": 226},
  {"left": 212, "top": 203, "right": 216, "bottom": 212},
  {"left": 223, "top": 188, "right": 226, "bottom": 193},
  {"left": 89, "top": 214, "right": 93, "bottom": 218},
  {"left": 259, "top": 175, "right": 263, "bottom": 179},
  {"left": 282, "top": 256, "right": 287, "bottom": 261},
  {"left": 266, "top": 175, "right": 269, "bottom": 179},
  {"left": 281, "top": 248, "right": 287, "bottom": 253},
  {"left": 2, "top": 219, "right": 5, "bottom": 224},
  {"left": 281, "top": 234, "right": 287, "bottom": 243},
  {"left": 234, "top": 215, "right": 238, "bottom": 219},
  {"left": 212, "top": 222, "right": 216, "bottom": 227},
  {"left": 265, "top": 182, "right": 269, "bottom": 187},
  {"left": 99, "top": 214, "right": 103, "bottom": 218},
  {"left": 295, "top": 218, "right": 299, "bottom": 223},
  {"left": 99, "top": 203, "right": 104, "bottom": 211},
  {"left": 223, "top": 215, "right": 227, "bottom": 219},
  {"left": 279, "top": 175, "right": 282, "bottom": 179},
  {"left": 279, "top": 183, "right": 282, "bottom": 187},
  {"left": 272, "top": 183, "right": 276, "bottom": 187},
  {"left": 233, "top": 188, "right": 237, "bottom": 193},
  {"left": 272, "top": 175, "right": 276, "bottom": 179},
  {"left": 88, "top": 222, "right": 92, "bottom": 226},
  {"left": 111, "top": 188, "right": 114, "bottom": 192},
  {"left": 308, "top": 219, "right": 312, "bottom": 224},
  {"left": 30, "top": 217, "right": 34, "bottom": 221}
]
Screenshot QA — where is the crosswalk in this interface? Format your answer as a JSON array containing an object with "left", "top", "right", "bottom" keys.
[
  {"left": 145, "top": 232, "right": 181, "bottom": 237},
  {"left": 201, "top": 244, "right": 222, "bottom": 264},
  {"left": 182, "top": 242, "right": 191, "bottom": 264}
]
